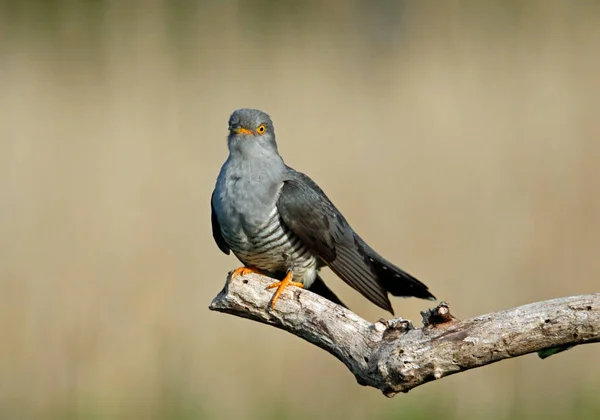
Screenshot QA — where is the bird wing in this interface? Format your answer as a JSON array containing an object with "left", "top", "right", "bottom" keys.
[
  {"left": 211, "top": 190, "right": 230, "bottom": 255},
  {"left": 276, "top": 170, "right": 393, "bottom": 312}
]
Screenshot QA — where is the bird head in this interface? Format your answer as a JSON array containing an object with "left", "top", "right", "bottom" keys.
[{"left": 227, "top": 109, "right": 279, "bottom": 157}]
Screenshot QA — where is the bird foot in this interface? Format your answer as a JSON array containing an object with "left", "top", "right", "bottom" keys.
[
  {"left": 230, "top": 266, "right": 262, "bottom": 279},
  {"left": 266, "top": 271, "right": 304, "bottom": 309}
]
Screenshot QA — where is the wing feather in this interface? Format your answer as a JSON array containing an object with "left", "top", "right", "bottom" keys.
[
  {"left": 211, "top": 190, "right": 230, "bottom": 255},
  {"left": 276, "top": 171, "right": 393, "bottom": 312}
]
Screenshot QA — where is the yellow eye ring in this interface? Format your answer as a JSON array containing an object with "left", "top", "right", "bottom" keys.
[{"left": 256, "top": 124, "right": 267, "bottom": 135}]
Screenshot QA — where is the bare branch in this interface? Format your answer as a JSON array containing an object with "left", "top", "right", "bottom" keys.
[{"left": 209, "top": 273, "right": 600, "bottom": 396}]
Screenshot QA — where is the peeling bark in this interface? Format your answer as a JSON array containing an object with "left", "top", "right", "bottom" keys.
[{"left": 209, "top": 272, "right": 600, "bottom": 396}]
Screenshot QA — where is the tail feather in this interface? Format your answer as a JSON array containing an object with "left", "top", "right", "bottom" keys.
[
  {"left": 361, "top": 242, "right": 436, "bottom": 301},
  {"left": 375, "top": 260, "right": 435, "bottom": 300},
  {"left": 308, "top": 275, "right": 348, "bottom": 309}
]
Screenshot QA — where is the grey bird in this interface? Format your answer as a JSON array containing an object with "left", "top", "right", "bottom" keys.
[{"left": 211, "top": 108, "right": 435, "bottom": 313}]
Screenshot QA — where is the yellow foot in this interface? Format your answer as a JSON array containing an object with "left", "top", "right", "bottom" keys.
[
  {"left": 230, "top": 266, "right": 262, "bottom": 279},
  {"left": 266, "top": 271, "right": 304, "bottom": 309}
]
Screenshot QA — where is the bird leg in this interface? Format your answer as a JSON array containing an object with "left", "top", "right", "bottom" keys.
[
  {"left": 230, "top": 266, "right": 263, "bottom": 279},
  {"left": 266, "top": 269, "right": 304, "bottom": 309}
]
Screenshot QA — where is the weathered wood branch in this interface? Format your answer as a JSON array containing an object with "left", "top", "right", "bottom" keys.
[{"left": 209, "top": 273, "right": 600, "bottom": 396}]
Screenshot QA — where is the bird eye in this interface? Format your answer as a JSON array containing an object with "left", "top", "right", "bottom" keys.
[{"left": 256, "top": 124, "right": 266, "bottom": 135}]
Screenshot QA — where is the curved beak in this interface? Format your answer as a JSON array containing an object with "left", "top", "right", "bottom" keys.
[{"left": 230, "top": 127, "right": 254, "bottom": 135}]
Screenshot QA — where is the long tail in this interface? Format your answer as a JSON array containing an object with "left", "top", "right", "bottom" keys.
[
  {"left": 307, "top": 275, "right": 348, "bottom": 309},
  {"left": 359, "top": 238, "right": 436, "bottom": 301}
]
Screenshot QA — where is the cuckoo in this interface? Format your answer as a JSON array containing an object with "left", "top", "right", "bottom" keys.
[{"left": 211, "top": 109, "right": 435, "bottom": 314}]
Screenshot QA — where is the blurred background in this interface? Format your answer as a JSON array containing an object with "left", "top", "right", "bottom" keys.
[{"left": 1, "top": 0, "right": 599, "bottom": 419}]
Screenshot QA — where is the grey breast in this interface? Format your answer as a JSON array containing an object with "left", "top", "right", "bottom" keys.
[{"left": 221, "top": 205, "right": 318, "bottom": 279}]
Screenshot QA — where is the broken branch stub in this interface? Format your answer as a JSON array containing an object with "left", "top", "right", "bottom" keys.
[{"left": 209, "top": 273, "right": 600, "bottom": 395}]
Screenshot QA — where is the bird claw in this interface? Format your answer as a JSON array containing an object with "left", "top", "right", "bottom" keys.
[
  {"left": 230, "top": 266, "right": 262, "bottom": 279},
  {"left": 266, "top": 271, "right": 304, "bottom": 309}
]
